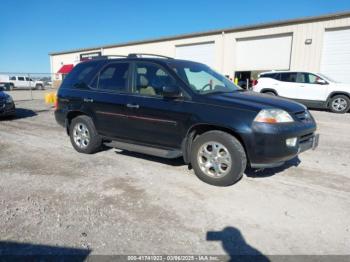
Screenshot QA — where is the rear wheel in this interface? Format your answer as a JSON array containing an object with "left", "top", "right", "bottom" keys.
[
  {"left": 329, "top": 95, "right": 350, "bottom": 114},
  {"left": 69, "top": 115, "right": 102, "bottom": 154},
  {"left": 191, "top": 131, "right": 247, "bottom": 187}
]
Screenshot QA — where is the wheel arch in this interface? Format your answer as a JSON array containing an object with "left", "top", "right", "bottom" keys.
[
  {"left": 260, "top": 88, "right": 278, "bottom": 95},
  {"left": 65, "top": 110, "right": 88, "bottom": 135},
  {"left": 182, "top": 124, "right": 248, "bottom": 164},
  {"left": 326, "top": 91, "right": 350, "bottom": 106}
]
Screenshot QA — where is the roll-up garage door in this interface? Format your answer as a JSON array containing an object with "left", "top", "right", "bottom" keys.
[
  {"left": 175, "top": 42, "right": 215, "bottom": 68},
  {"left": 320, "top": 28, "right": 350, "bottom": 84},
  {"left": 235, "top": 34, "right": 293, "bottom": 71}
]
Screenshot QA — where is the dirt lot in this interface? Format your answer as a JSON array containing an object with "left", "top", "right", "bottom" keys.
[{"left": 0, "top": 100, "right": 349, "bottom": 258}]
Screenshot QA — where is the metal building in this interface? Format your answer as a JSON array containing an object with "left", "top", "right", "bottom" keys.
[{"left": 49, "top": 11, "right": 350, "bottom": 87}]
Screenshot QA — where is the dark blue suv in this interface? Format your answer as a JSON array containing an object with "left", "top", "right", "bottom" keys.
[{"left": 55, "top": 54, "right": 319, "bottom": 186}]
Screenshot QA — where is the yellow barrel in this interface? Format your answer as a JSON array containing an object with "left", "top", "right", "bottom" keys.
[{"left": 45, "top": 92, "right": 57, "bottom": 104}]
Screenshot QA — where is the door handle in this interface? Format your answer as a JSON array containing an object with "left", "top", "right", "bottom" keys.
[
  {"left": 126, "top": 104, "right": 140, "bottom": 109},
  {"left": 84, "top": 98, "right": 94, "bottom": 103}
]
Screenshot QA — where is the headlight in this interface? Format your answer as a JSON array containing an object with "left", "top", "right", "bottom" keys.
[
  {"left": 5, "top": 96, "right": 13, "bottom": 104},
  {"left": 254, "top": 109, "right": 294, "bottom": 123}
]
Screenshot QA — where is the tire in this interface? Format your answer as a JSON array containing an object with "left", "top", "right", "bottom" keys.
[
  {"left": 264, "top": 91, "right": 276, "bottom": 96},
  {"left": 8, "top": 84, "right": 14, "bottom": 91},
  {"left": 190, "top": 131, "right": 247, "bottom": 187},
  {"left": 329, "top": 95, "right": 350, "bottom": 114},
  {"left": 69, "top": 115, "right": 102, "bottom": 154},
  {"left": 36, "top": 84, "right": 44, "bottom": 90}
]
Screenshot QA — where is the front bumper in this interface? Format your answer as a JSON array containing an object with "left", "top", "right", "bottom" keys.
[
  {"left": 246, "top": 119, "right": 318, "bottom": 168},
  {"left": 0, "top": 102, "right": 16, "bottom": 117}
]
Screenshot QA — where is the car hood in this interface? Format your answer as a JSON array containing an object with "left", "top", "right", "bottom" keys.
[
  {"left": 330, "top": 82, "right": 350, "bottom": 91},
  {"left": 203, "top": 91, "right": 306, "bottom": 113}
]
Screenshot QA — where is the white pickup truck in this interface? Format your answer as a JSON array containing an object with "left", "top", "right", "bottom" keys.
[
  {"left": 0, "top": 75, "right": 45, "bottom": 91},
  {"left": 9, "top": 76, "right": 45, "bottom": 90}
]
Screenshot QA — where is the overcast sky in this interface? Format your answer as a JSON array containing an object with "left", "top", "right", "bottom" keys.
[{"left": 1, "top": 0, "right": 350, "bottom": 73}]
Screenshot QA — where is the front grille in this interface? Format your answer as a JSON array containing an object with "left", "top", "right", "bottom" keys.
[{"left": 294, "top": 110, "right": 311, "bottom": 122}]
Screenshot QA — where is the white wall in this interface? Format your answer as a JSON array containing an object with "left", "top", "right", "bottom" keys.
[{"left": 50, "top": 15, "right": 350, "bottom": 79}]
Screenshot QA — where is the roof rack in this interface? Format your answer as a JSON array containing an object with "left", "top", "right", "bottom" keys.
[
  {"left": 97, "top": 55, "right": 128, "bottom": 60},
  {"left": 127, "top": 53, "right": 174, "bottom": 59}
]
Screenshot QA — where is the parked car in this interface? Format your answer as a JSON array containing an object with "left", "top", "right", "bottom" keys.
[
  {"left": 8, "top": 76, "right": 45, "bottom": 90},
  {"left": 55, "top": 54, "right": 318, "bottom": 186},
  {"left": 0, "top": 91, "right": 16, "bottom": 117},
  {"left": 0, "top": 75, "right": 11, "bottom": 91},
  {"left": 253, "top": 71, "right": 350, "bottom": 114}
]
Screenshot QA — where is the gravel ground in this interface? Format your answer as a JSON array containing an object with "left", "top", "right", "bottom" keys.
[
  {"left": 7, "top": 89, "right": 56, "bottom": 102},
  {"left": 0, "top": 100, "right": 349, "bottom": 258}
]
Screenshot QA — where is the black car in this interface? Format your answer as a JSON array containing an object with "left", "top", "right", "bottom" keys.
[
  {"left": 55, "top": 54, "right": 319, "bottom": 186},
  {"left": 0, "top": 91, "right": 16, "bottom": 117}
]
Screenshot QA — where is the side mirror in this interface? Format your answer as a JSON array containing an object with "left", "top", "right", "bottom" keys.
[
  {"left": 163, "top": 85, "right": 181, "bottom": 98},
  {"left": 316, "top": 79, "right": 327, "bottom": 85}
]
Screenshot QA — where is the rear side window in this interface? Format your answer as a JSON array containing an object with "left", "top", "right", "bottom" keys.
[
  {"left": 296, "top": 73, "right": 307, "bottom": 83},
  {"left": 95, "top": 63, "right": 129, "bottom": 92},
  {"left": 260, "top": 73, "right": 280, "bottom": 80},
  {"left": 10, "top": 76, "right": 16, "bottom": 80},
  {"left": 60, "top": 61, "right": 103, "bottom": 89},
  {"left": 280, "top": 73, "right": 297, "bottom": 83}
]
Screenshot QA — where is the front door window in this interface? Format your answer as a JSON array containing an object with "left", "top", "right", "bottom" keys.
[{"left": 132, "top": 62, "right": 177, "bottom": 97}]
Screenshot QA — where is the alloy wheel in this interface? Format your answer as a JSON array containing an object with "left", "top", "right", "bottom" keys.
[
  {"left": 332, "top": 98, "right": 348, "bottom": 112},
  {"left": 197, "top": 141, "right": 232, "bottom": 178},
  {"left": 73, "top": 123, "right": 90, "bottom": 149}
]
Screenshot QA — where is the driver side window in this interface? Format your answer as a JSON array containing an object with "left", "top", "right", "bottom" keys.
[
  {"left": 307, "top": 73, "right": 320, "bottom": 84},
  {"left": 133, "top": 62, "right": 177, "bottom": 97}
]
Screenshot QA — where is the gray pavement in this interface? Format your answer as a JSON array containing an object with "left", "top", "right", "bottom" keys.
[{"left": 0, "top": 100, "right": 349, "bottom": 257}]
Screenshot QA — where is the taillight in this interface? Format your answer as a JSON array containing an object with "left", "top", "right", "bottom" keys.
[{"left": 252, "top": 80, "right": 258, "bottom": 86}]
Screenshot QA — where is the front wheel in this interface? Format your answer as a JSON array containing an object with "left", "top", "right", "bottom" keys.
[
  {"left": 69, "top": 115, "right": 102, "bottom": 154},
  {"left": 191, "top": 131, "right": 247, "bottom": 187},
  {"left": 329, "top": 95, "right": 350, "bottom": 114}
]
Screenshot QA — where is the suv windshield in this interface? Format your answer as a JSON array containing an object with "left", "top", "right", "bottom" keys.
[{"left": 169, "top": 61, "right": 240, "bottom": 94}]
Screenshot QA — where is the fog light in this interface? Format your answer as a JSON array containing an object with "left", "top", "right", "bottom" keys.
[{"left": 286, "top": 137, "right": 297, "bottom": 147}]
